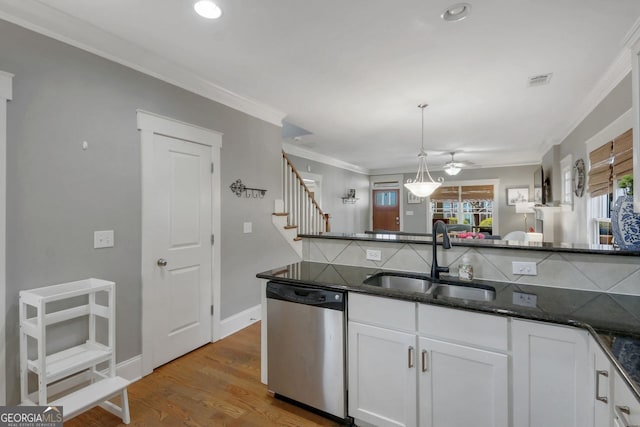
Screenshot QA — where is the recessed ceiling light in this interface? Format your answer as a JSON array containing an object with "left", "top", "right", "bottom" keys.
[
  {"left": 194, "top": 0, "right": 222, "bottom": 19},
  {"left": 441, "top": 3, "right": 471, "bottom": 22}
]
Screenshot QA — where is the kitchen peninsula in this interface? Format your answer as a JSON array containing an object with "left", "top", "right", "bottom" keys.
[{"left": 258, "top": 232, "right": 640, "bottom": 427}]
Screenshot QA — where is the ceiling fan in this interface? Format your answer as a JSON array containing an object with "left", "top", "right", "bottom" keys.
[{"left": 443, "top": 152, "right": 469, "bottom": 176}]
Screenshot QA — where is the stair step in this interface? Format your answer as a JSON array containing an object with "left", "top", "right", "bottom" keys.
[
  {"left": 293, "top": 237, "right": 303, "bottom": 242},
  {"left": 272, "top": 212, "right": 289, "bottom": 217},
  {"left": 284, "top": 225, "right": 298, "bottom": 230}
]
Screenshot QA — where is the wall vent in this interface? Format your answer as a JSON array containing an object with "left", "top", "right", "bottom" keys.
[{"left": 527, "top": 73, "right": 553, "bottom": 87}]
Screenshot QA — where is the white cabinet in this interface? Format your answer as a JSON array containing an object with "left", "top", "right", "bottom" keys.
[
  {"left": 591, "top": 338, "right": 613, "bottom": 427},
  {"left": 347, "top": 294, "right": 508, "bottom": 427},
  {"left": 19, "top": 279, "right": 130, "bottom": 423},
  {"left": 589, "top": 335, "right": 640, "bottom": 427},
  {"left": 512, "top": 319, "right": 590, "bottom": 427},
  {"left": 348, "top": 322, "right": 417, "bottom": 427},
  {"left": 418, "top": 337, "right": 508, "bottom": 427},
  {"left": 348, "top": 293, "right": 417, "bottom": 427},
  {"left": 418, "top": 305, "right": 508, "bottom": 427},
  {"left": 612, "top": 370, "right": 640, "bottom": 427}
]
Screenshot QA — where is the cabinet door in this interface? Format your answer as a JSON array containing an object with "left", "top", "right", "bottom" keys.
[
  {"left": 612, "top": 369, "right": 640, "bottom": 427},
  {"left": 512, "top": 319, "right": 591, "bottom": 427},
  {"left": 348, "top": 321, "right": 417, "bottom": 427},
  {"left": 592, "top": 338, "right": 612, "bottom": 427},
  {"left": 419, "top": 337, "right": 508, "bottom": 427}
]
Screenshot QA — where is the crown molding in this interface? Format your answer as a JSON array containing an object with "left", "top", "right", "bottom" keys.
[
  {"left": 546, "top": 48, "right": 632, "bottom": 154},
  {"left": 282, "top": 142, "right": 370, "bottom": 175},
  {"left": 369, "top": 161, "right": 540, "bottom": 176},
  {"left": 0, "top": 1, "right": 285, "bottom": 126},
  {"left": 0, "top": 71, "right": 13, "bottom": 100},
  {"left": 623, "top": 16, "right": 640, "bottom": 48}
]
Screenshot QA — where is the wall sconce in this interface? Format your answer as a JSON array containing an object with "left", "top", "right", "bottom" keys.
[{"left": 341, "top": 189, "right": 358, "bottom": 204}]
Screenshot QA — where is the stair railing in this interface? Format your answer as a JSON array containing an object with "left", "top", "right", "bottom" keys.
[{"left": 281, "top": 151, "right": 330, "bottom": 234}]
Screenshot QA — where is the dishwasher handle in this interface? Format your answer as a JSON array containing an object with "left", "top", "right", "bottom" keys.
[{"left": 267, "top": 281, "right": 345, "bottom": 311}]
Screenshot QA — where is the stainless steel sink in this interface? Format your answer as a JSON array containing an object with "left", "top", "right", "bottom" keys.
[
  {"left": 363, "top": 273, "right": 433, "bottom": 293},
  {"left": 364, "top": 272, "right": 495, "bottom": 301},
  {"left": 431, "top": 283, "right": 496, "bottom": 301}
]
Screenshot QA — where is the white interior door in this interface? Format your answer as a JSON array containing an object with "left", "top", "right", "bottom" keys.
[{"left": 150, "top": 133, "right": 212, "bottom": 368}]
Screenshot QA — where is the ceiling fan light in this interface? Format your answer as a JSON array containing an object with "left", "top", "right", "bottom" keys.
[
  {"left": 194, "top": 0, "right": 222, "bottom": 19},
  {"left": 444, "top": 164, "right": 462, "bottom": 175}
]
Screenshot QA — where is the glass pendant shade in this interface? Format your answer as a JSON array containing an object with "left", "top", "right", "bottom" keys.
[
  {"left": 444, "top": 164, "right": 462, "bottom": 175},
  {"left": 404, "top": 151, "right": 443, "bottom": 198}
]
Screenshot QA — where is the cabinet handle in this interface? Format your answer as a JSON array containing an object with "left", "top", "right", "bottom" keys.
[
  {"left": 408, "top": 346, "right": 415, "bottom": 368},
  {"left": 421, "top": 350, "right": 429, "bottom": 372},
  {"left": 596, "top": 370, "right": 609, "bottom": 403},
  {"left": 614, "top": 405, "right": 633, "bottom": 427}
]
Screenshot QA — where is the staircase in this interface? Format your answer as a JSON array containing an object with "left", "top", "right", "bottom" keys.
[{"left": 273, "top": 151, "right": 330, "bottom": 257}]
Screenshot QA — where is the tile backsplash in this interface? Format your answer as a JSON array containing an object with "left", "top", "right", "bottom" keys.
[{"left": 303, "top": 238, "right": 640, "bottom": 296}]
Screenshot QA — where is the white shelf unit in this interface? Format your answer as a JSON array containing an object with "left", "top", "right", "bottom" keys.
[{"left": 19, "top": 278, "right": 130, "bottom": 423}]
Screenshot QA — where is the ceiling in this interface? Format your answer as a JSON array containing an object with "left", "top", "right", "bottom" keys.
[{"left": 2, "top": 0, "right": 640, "bottom": 173}]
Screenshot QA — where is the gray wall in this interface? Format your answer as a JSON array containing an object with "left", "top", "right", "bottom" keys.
[
  {"left": 2, "top": 20, "right": 298, "bottom": 404},
  {"left": 373, "top": 165, "right": 537, "bottom": 236},
  {"left": 543, "top": 73, "right": 633, "bottom": 243},
  {"left": 287, "top": 154, "right": 370, "bottom": 233}
]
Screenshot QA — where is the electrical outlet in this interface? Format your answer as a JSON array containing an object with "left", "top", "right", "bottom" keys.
[
  {"left": 366, "top": 249, "right": 382, "bottom": 261},
  {"left": 513, "top": 291, "right": 538, "bottom": 308},
  {"left": 512, "top": 261, "right": 537, "bottom": 275},
  {"left": 94, "top": 230, "right": 114, "bottom": 249},
  {"left": 243, "top": 222, "right": 252, "bottom": 233}
]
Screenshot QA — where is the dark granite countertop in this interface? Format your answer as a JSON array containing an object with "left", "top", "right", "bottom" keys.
[
  {"left": 257, "top": 261, "right": 640, "bottom": 399},
  {"left": 299, "top": 232, "right": 640, "bottom": 256}
]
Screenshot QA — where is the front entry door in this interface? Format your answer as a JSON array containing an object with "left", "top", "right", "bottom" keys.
[
  {"left": 373, "top": 189, "right": 400, "bottom": 231},
  {"left": 150, "top": 134, "right": 212, "bottom": 368}
]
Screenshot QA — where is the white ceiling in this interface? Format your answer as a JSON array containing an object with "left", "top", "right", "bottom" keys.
[{"left": 3, "top": 0, "right": 640, "bottom": 172}]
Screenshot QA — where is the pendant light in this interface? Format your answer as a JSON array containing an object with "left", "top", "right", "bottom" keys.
[
  {"left": 444, "top": 152, "right": 463, "bottom": 176},
  {"left": 404, "top": 104, "right": 443, "bottom": 198},
  {"left": 194, "top": 0, "right": 222, "bottom": 19}
]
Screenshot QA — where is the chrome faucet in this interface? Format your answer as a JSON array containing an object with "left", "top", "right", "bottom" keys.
[{"left": 431, "top": 220, "right": 452, "bottom": 279}]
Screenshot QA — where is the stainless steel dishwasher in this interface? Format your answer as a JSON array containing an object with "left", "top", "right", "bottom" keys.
[{"left": 266, "top": 281, "right": 346, "bottom": 420}]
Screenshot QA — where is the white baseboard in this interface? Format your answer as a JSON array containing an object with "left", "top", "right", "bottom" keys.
[
  {"left": 219, "top": 304, "right": 261, "bottom": 339},
  {"left": 115, "top": 355, "right": 142, "bottom": 382}
]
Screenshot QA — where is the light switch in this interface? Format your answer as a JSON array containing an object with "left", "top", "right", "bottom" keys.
[
  {"left": 243, "top": 222, "right": 252, "bottom": 233},
  {"left": 512, "top": 261, "right": 537, "bottom": 275},
  {"left": 94, "top": 230, "right": 114, "bottom": 249},
  {"left": 366, "top": 249, "right": 382, "bottom": 261}
]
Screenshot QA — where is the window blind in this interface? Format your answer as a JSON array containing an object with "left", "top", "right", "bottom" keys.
[
  {"left": 429, "top": 185, "right": 494, "bottom": 201},
  {"left": 461, "top": 184, "right": 494, "bottom": 201},
  {"left": 588, "top": 128, "right": 633, "bottom": 197},
  {"left": 588, "top": 141, "right": 612, "bottom": 197},
  {"left": 612, "top": 129, "right": 633, "bottom": 179},
  {"left": 429, "top": 185, "right": 459, "bottom": 201}
]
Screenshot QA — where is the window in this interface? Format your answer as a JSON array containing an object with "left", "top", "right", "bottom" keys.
[
  {"left": 375, "top": 191, "right": 397, "bottom": 207},
  {"left": 586, "top": 128, "right": 633, "bottom": 244},
  {"left": 430, "top": 184, "right": 495, "bottom": 234}
]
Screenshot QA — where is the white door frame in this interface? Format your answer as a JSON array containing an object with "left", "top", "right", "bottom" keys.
[
  {"left": 137, "top": 110, "right": 222, "bottom": 376},
  {"left": 0, "top": 71, "right": 13, "bottom": 405}
]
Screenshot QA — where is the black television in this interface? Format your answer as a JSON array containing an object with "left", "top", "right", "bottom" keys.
[{"left": 533, "top": 166, "right": 545, "bottom": 205}]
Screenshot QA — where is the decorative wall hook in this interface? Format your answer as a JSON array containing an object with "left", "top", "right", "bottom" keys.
[{"left": 229, "top": 179, "right": 267, "bottom": 198}]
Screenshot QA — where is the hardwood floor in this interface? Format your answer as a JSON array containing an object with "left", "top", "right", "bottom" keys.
[{"left": 66, "top": 322, "right": 340, "bottom": 426}]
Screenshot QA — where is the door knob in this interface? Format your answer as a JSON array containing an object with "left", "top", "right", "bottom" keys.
[{"left": 157, "top": 258, "right": 168, "bottom": 267}]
